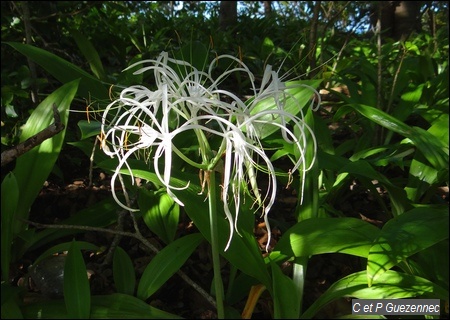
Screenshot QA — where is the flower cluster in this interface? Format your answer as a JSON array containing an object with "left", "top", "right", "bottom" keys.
[{"left": 100, "top": 51, "right": 318, "bottom": 251}]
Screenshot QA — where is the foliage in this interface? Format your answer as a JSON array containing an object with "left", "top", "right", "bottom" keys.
[{"left": 1, "top": 1, "right": 448, "bottom": 319}]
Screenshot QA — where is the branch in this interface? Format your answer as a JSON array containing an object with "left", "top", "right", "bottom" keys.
[
  {"left": 21, "top": 217, "right": 217, "bottom": 309},
  {"left": 1, "top": 104, "right": 65, "bottom": 167}
]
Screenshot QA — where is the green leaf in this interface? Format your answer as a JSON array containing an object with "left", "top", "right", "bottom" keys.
[
  {"left": 137, "top": 233, "right": 204, "bottom": 301},
  {"left": 4, "top": 42, "right": 108, "bottom": 100},
  {"left": 21, "top": 293, "right": 182, "bottom": 319},
  {"left": 367, "top": 207, "right": 449, "bottom": 286},
  {"left": 248, "top": 80, "right": 322, "bottom": 139},
  {"left": 113, "top": 247, "right": 136, "bottom": 295},
  {"left": 1, "top": 172, "right": 19, "bottom": 281},
  {"left": 77, "top": 120, "right": 102, "bottom": 140},
  {"left": 272, "top": 217, "right": 380, "bottom": 261},
  {"left": 64, "top": 240, "right": 91, "bottom": 319},
  {"left": 300, "top": 270, "right": 449, "bottom": 319},
  {"left": 349, "top": 103, "right": 448, "bottom": 171},
  {"left": 71, "top": 29, "right": 106, "bottom": 80},
  {"left": 139, "top": 189, "right": 180, "bottom": 244},
  {"left": 271, "top": 261, "right": 300, "bottom": 319},
  {"left": 12, "top": 80, "right": 78, "bottom": 234}
]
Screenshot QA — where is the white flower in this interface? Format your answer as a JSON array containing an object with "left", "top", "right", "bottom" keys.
[{"left": 101, "top": 51, "right": 318, "bottom": 252}]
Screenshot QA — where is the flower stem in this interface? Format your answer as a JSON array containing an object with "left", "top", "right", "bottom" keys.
[{"left": 208, "top": 170, "right": 225, "bottom": 318}]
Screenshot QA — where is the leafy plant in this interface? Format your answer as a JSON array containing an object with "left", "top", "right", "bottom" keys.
[{"left": 1, "top": 3, "right": 448, "bottom": 319}]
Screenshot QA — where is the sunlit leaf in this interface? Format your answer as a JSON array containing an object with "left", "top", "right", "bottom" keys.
[
  {"left": 301, "top": 270, "right": 449, "bottom": 319},
  {"left": 139, "top": 189, "right": 180, "bottom": 244},
  {"left": 272, "top": 217, "right": 380, "bottom": 261},
  {"left": 349, "top": 104, "right": 448, "bottom": 171},
  {"left": 12, "top": 80, "right": 78, "bottom": 234}
]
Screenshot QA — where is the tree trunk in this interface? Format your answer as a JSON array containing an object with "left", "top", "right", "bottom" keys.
[
  {"left": 371, "top": 1, "right": 421, "bottom": 41},
  {"left": 219, "top": 1, "right": 237, "bottom": 31},
  {"left": 393, "top": 1, "right": 421, "bottom": 40},
  {"left": 263, "top": 1, "right": 272, "bottom": 17},
  {"left": 308, "top": 1, "right": 321, "bottom": 77}
]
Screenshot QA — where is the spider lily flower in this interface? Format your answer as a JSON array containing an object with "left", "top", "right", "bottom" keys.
[
  {"left": 101, "top": 84, "right": 190, "bottom": 210},
  {"left": 100, "top": 51, "right": 318, "bottom": 252}
]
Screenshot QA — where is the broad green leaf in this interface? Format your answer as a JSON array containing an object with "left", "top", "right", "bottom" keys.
[
  {"left": 367, "top": 207, "right": 449, "bottom": 286},
  {"left": 113, "top": 246, "right": 136, "bottom": 295},
  {"left": 271, "top": 261, "right": 300, "bottom": 319},
  {"left": 64, "top": 240, "right": 91, "bottom": 319},
  {"left": 137, "top": 233, "right": 203, "bottom": 301},
  {"left": 139, "top": 189, "right": 180, "bottom": 244},
  {"left": 71, "top": 29, "right": 106, "bottom": 80},
  {"left": 300, "top": 270, "right": 449, "bottom": 319},
  {"left": 98, "top": 158, "right": 272, "bottom": 288},
  {"left": 5, "top": 42, "right": 108, "bottom": 100},
  {"left": 248, "top": 80, "right": 322, "bottom": 139},
  {"left": 428, "top": 113, "right": 449, "bottom": 145},
  {"left": 21, "top": 293, "right": 182, "bottom": 319},
  {"left": 272, "top": 217, "right": 380, "bottom": 262},
  {"left": 12, "top": 80, "right": 78, "bottom": 234},
  {"left": 1, "top": 172, "right": 19, "bottom": 281}
]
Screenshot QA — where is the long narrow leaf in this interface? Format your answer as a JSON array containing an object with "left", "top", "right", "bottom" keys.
[
  {"left": 137, "top": 233, "right": 203, "bottom": 301},
  {"left": 300, "top": 270, "right": 449, "bottom": 319},
  {"left": 12, "top": 80, "right": 79, "bottom": 233},
  {"left": 1, "top": 172, "right": 19, "bottom": 281},
  {"left": 271, "top": 261, "right": 300, "bottom": 318},
  {"left": 349, "top": 103, "right": 448, "bottom": 171},
  {"left": 64, "top": 240, "right": 91, "bottom": 319},
  {"left": 113, "top": 246, "right": 136, "bottom": 295},
  {"left": 5, "top": 42, "right": 108, "bottom": 100},
  {"left": 71, "top": 29, "right": 106, "bottom": 80}
]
